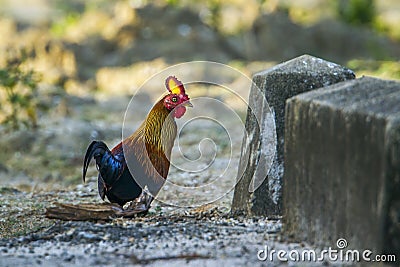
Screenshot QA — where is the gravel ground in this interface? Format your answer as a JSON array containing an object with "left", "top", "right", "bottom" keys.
[
  {"left": 0, "top": 182, "right": 333, "bottom": 267},
  {"left": 1, "top": 190, "right": 346, "bottom": 267},
  {"left": 0, "top": 184, "right": 287, "bottom": 267},
  {"left": 0, "top": 216, "right": 282, "bottom": 267}
]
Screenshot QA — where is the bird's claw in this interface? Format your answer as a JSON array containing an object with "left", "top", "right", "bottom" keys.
[{"left": 114, "top": 191, "right": 154, "bottom": 218}]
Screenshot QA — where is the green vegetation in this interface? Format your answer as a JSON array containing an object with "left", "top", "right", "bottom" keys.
[
  {"left": 336, "top": 0, "right": 376, "bottom": 26},
  {"left": 347, "top": 60, "right": 400, "bottom": 80},
  {"left": 0, "top": 49, "right": 41, "bottom": 130},
  {"left": 206, "top": 0, "right": 222, "bottom": 31},
  {"left": 50, "top": 12, "right": 80, "bottom": 37}
]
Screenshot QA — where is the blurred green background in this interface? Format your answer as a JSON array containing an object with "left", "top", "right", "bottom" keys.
[{"left": 0, "top": 0, "right": 399, "bottom": 190}]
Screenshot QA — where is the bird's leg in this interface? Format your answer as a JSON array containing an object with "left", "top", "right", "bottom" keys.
[
  {"left": 115, "top": 189, "right": 154, "bottom": 217},
  {"left": 130, "top": 190, "right": 154, "bottom": 213}
]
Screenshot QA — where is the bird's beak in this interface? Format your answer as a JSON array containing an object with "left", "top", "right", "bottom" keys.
[{"left": 184, "top": 101, "right": 193, "bottom": 108}]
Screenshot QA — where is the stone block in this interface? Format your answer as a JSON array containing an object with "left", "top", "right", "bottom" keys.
[
  {"left": 232, "top": 55, "right": 355, "bottom": 216},
  {"left": 284, "top": 76, "right": 400, "bottom": 258}
]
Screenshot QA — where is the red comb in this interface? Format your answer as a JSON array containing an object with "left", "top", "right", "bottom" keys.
[{"left": 165, "top": 76, "right": 186, "bottom": 95}]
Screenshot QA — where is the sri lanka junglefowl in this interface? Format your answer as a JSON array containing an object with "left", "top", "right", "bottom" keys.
[{"left": 82, "top": 76, "right": 192, "bottom": 215}]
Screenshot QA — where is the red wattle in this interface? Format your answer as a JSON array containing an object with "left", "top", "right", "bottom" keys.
[{"left": 174, "top": 106, "right": 186, "bottom": 118}]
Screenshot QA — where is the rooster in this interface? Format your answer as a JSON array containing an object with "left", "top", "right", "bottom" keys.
[{"left": 83, "top": 76, "right": 192, "bottom": 215}]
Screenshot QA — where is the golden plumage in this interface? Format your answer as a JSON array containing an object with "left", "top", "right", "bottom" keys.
[{"left": 123, "top": 97, "right": 177, "bottom": 191}]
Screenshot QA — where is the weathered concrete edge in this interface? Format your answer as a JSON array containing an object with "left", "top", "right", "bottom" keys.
[
  {"left": 283, "top": 76, "right": 400, "bottom": 256},
  {"left": 231, "top": 55, "right": 356, "bottom": 217}
]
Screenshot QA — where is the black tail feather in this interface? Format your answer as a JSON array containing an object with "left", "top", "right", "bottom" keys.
[{"left": 82, "top": 141, "right": 109, "bottom": 183}]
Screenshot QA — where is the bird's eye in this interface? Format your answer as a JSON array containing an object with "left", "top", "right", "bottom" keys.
[{"left": 171, "top": 96, "right": 178, "bottom": 102}]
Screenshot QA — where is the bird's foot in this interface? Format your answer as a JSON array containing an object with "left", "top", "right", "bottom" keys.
[
  {"left": 115, "top": 191, "right": 154, "bottom": 218},
  {"left": 130, "top": 190, "right": 154, "bottom": 212}
]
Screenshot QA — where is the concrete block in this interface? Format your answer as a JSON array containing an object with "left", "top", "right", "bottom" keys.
[
  {"left": 284, "top": 76, "right": 400, "bottom": 258},
  {"left": 231, "top": 55, "right": 355, "bottom": 216}
]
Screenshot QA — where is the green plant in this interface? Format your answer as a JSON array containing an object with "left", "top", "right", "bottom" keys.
[
  {"left": 347, "top": 59, "right": 400, "bottom": 80},
  {"left": 0, "top": 49, "right": 41, "bottom": 130},
  {"left": 207, "top": 0, "right": 222, "bottom": 31},
  {"left": 335, "top": 0, "right": 376, "bottom": 26},
  {"left": 165, "top": 0, "right": 180, "bottom": 7},
  {"left": 50, "top": 12, "right": 80, "bottom": 37}
]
